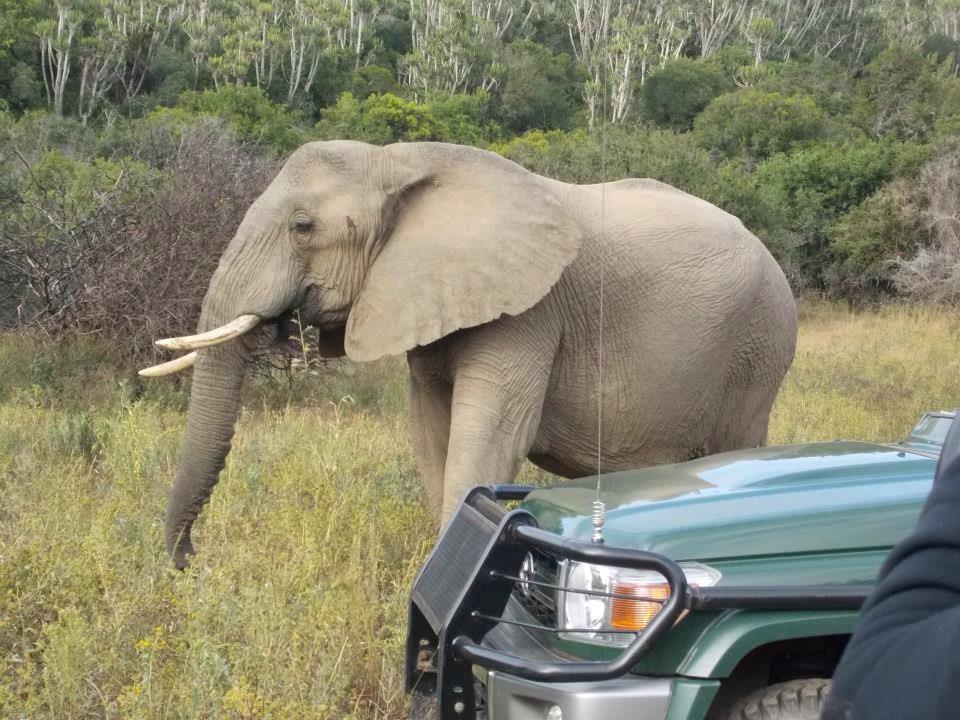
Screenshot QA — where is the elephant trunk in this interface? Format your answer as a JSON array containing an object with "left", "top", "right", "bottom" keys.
[
  {"left": 165, "top": 334, "right": 248, "bottom": 568},
  {"left": 165, "top": 220, "right": 299, "bottom": 568}
]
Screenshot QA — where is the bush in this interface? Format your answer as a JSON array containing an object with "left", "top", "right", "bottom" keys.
[
  {"left": 0, "top": 120, "right": 277, "bottom": 362},
  {"left": 753, "top": 57, "right": 856, "bottom": 116},
  {"left": 694, "top": 89, "right": 825, "bottom": 161},
  {"left": 754, "top": 138, "right": 925, "bottom": 286},
  {"left": 174, "top": 86, "right": 305, "bottom": 153},
  {"left": 894, "top": 147, "right": 960, "bottom": 303},
  {"left": 315, "top": 92, "right": 447, "bottom": 143},
  {"left": 828, "top": 179, "right": 927, "bottom": 295},
  {"left": 641, "top": 58, "right": 731, "bottom": 130},
  {"left": 857, "top": 44, "right": 960, "bottom": 141},
  {"left": 427, "top": 92, "right": 500, "bottom": 145},
  {"left": 493, "top": 40, "right": 580, "bottom": 132},
  {"left": 703, "top": 162, "right": 789, "bottom": 262},
  {"left": 348, "top": 65, "right": 399, "bottom": 100},
  {"left": 315, "top": 91, "right": 496, "bottom": 146}
]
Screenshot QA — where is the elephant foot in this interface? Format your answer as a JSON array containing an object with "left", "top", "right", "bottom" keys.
[{"left": 171, "top": 535, "right": 196, "bottom": 571}]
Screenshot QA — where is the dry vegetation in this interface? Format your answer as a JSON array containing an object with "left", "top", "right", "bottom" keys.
[{"left": 1, "top": 301, "right": 959, "bottom": 718}]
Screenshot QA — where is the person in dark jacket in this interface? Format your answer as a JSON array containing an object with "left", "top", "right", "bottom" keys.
[{"left": 823, "top": 415, "right": 960, "bottom": 719}]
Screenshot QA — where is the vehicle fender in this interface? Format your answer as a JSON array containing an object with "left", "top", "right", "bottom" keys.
[
  {"left": 676, "top": 609, "right": 859, "bottom": 678},
  {"left": 665, "top": 679, "right": 721, "bottom": 720}
]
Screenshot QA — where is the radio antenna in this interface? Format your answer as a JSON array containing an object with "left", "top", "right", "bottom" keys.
[{"left": 592, "top": 0, "right": 612, "bottom": 545}]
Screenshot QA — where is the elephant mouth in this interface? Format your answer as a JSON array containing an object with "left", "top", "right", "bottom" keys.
[{"left": 140, "top": 284, "right": 351, "bottom": 377}]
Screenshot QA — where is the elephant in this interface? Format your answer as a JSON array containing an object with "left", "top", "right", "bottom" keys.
[{"left": 141, "top": 140, "right": 798, "bottom": 569}]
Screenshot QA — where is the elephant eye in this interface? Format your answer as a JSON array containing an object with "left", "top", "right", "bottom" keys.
[{"left": 292, "top": 218, "right": 314, "bottom": 235}]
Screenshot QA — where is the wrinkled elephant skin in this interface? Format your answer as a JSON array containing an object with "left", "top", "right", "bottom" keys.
[{"left": 155, "top": 140, "right": 797, "bottom": 569}]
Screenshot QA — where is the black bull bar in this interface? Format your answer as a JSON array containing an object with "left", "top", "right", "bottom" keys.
[{"left": 405, "top": 486, "right": 870, "bottom": 720}]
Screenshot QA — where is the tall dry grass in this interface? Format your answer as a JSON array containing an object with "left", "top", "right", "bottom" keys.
[{"left": 1, "top": 302, "right": 959, "bottom": 718}]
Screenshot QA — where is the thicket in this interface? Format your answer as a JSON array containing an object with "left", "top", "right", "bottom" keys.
[{"left": 4, "top": 0, "right": 960, "bottom": 365}]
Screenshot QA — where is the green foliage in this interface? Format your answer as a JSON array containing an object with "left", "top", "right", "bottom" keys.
[
  {"left": 857, "top": 44, "right": 960, "bottom": 141},
  {"left": 348, "top": 65, "right": 400, "bottom": 100},
  {"left": 754, "top": 138, "right": 926, "bottom": 284},
  {"left": 315, "top": 91, "right": 447, "bottom": 143},
  {"left": 3, "top": 61, "right": 43, "bottom": 111},
  {"left": 703, "top": 162, "right": 788, "bottom": 259},
  {"left": 694, "top": 89, "right": 825, "bottom": 161},
  {"left": 174, "top": 86, "right": 304, "bottom": 153},
  {"left": 829, "top": 178, "right": 927, "bottom": 294},
  {"left": 315, "top": 91, "right": 496, "bottom": 145},
  {"left": 706, "top": 43, "right": 753, "bottom": 76},
  {"left": 129, "top": 46, "right": 194, "bottom": 115},
  {"left": 642, "top": 58, "right": 731, "bottom": 130},
  {"left": 493, "top": 40, "right": 580, "bottom": 132},
  {"left": 752, "top": 57, "right": 856, "bottom": 116},
  {"left": 427, "top": 92, "right": 500, "bottom": 145}
]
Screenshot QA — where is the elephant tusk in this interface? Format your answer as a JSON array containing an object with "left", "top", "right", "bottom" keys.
[
  {"left": 155, "top": 314, "right": 261, "bottom": 351},
  {"left": 138, "top": 351, "right": 198, "bottom": 377}
]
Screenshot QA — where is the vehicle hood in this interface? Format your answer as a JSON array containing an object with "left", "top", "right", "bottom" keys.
[{"left": 521, "top": 442, "right": 936, "bottom": 561}]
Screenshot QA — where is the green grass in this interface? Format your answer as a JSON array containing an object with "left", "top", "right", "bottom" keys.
[{"left": 2, "top": 302, "right": 960, "bottom": 718}]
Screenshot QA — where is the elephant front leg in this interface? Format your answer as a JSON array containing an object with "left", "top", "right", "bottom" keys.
[
  {"left": 441, "top": 363, "right": 551, "bottom": 521},
  {"left": 407, "top": 362, "right": 452, "bottom": 523}
]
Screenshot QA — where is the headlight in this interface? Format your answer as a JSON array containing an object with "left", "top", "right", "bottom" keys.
[{"left": 558, "top": 560, "right": 720, "bottom": 646}]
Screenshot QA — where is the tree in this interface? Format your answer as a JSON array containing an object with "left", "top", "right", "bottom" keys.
[
  {"left": 105, "top": 0, "right": 182, "bottom": 105},
  {"left": 567, "top": 0, "right": 692, "bottom": 126},
  {"left": 858, "top": 44, "right": 960, "bottom": 141},
  {"left": 174, "top": 85, "right": 304, "bottom": 151},
  {"left": 641, "top": 57, "right": 729, "bottom": 130},
  {"left": 753, "top": 138, "right": 924, "bottom": 285},
  {"left": 403, "top": 0, "right": 524, "bottom": 96},
  {"left": 744, "top": 16, "right": 775, "bottom": 66},
  {"left": 76, "top": 17, "right": 124, "bottom": 124},
  {"left": 691, "top": 0, "right": 746, "bottom": 59},
  {"left": 35, "top": 1, "right": 78, "bottom": 116},
  {"left": 694, "top": 89, "right": 825, "bottom": 161},
  {"left": 493, "top": 39, "right": 579, "bottom": 131},
  {"left": 314, "top": 91, "right": 449, "bottom": 143},
  {"left": 284, "top": 0, "right": 327, "bottom": 103}
]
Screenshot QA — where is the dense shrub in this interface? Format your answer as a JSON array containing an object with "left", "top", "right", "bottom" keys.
[
  {"left": 493, "top": 40, "right": 580, "bottom": 132},
  {"left": 753, "top": 57, "right": 856, "bottom": 116},
  {"left": 173, "top": 86, "right": 305, "bottom": 153},
  {"left": 315, "top": 91, "right": 496, "bottom": 145},
  {"left": 857, "top": 45, "right": 960, "bottom": 141},
  {"left": 491, "top": 129, "right": 603, "bottom": 181},
  {"left": 894, "top": 148, "right": 960, "bottom": 303},
  {"left": 642, "top": 58, "right": 731, "bottom": 130},
  {"left": 754, "top": 138, "right": 926, "bottom": 286},
  {"left": 828, "top": 179, "right": 927, "bottom": 295},
  {"left": 694, "top": 89, "right": 825, "bottom": 161},
  {"left": 0, "top": 119, "right": 277, "bottom": 360}
]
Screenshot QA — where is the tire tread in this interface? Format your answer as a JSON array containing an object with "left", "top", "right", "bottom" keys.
[{"left": 723, "top": 679, "right": 832, "bottom": 720}]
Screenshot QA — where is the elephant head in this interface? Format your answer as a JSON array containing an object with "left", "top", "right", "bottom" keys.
[{"left": 142, "top": 140, "right": 581, "bottom": 569}]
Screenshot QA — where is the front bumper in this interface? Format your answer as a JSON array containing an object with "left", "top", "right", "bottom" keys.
[
  {"left": 478, "top": 668, "right": 672, "bottom": 720},
  {"left": 405, "top": 486, "right": 869, "bottom": 720}
]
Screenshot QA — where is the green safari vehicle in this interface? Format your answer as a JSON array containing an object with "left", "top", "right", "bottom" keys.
[{"left": 403, "top": 411, "right": 955, "bottom": 720}]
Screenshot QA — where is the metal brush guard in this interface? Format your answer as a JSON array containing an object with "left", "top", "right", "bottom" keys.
[{"left": 404, "top": 486, "right": 869, "bottom": 720}]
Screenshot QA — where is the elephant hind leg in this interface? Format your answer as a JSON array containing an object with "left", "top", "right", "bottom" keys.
[{"left": 707, "top": 360, "right": 781, "bottom": 453}]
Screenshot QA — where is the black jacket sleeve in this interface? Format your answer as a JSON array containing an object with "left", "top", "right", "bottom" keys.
[{"left": 823, "top": 418, "right": 960, "bottom": 720}]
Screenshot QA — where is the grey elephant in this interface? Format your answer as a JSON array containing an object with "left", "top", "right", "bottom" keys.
[{"left": 141, "top": 140, "right": 797, "bottom": 569}]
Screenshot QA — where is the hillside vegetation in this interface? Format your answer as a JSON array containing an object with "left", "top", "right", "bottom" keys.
[
  {"left": 1, "top": 302, "right": 958, "bottom": 718},
  {"left": 5, "top": 1, "right": 960, "bottom": 361}
]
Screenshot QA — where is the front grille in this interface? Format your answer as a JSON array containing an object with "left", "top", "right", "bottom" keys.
[{"left": 516, "top": 550, "right": 559, "bottom": 626}]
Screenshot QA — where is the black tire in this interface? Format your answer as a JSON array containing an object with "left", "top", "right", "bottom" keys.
[{"left": 723, "top": 679, "right": 832, "bottom": 720}]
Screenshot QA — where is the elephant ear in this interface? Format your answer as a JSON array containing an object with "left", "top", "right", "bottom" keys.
[{"left": 344, "top": 144, "right": 582, "bottom": 362}]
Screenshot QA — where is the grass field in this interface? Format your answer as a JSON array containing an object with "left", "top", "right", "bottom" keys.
[{"left": 2, "top": 301, "right": 959, "bottom": 719}]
